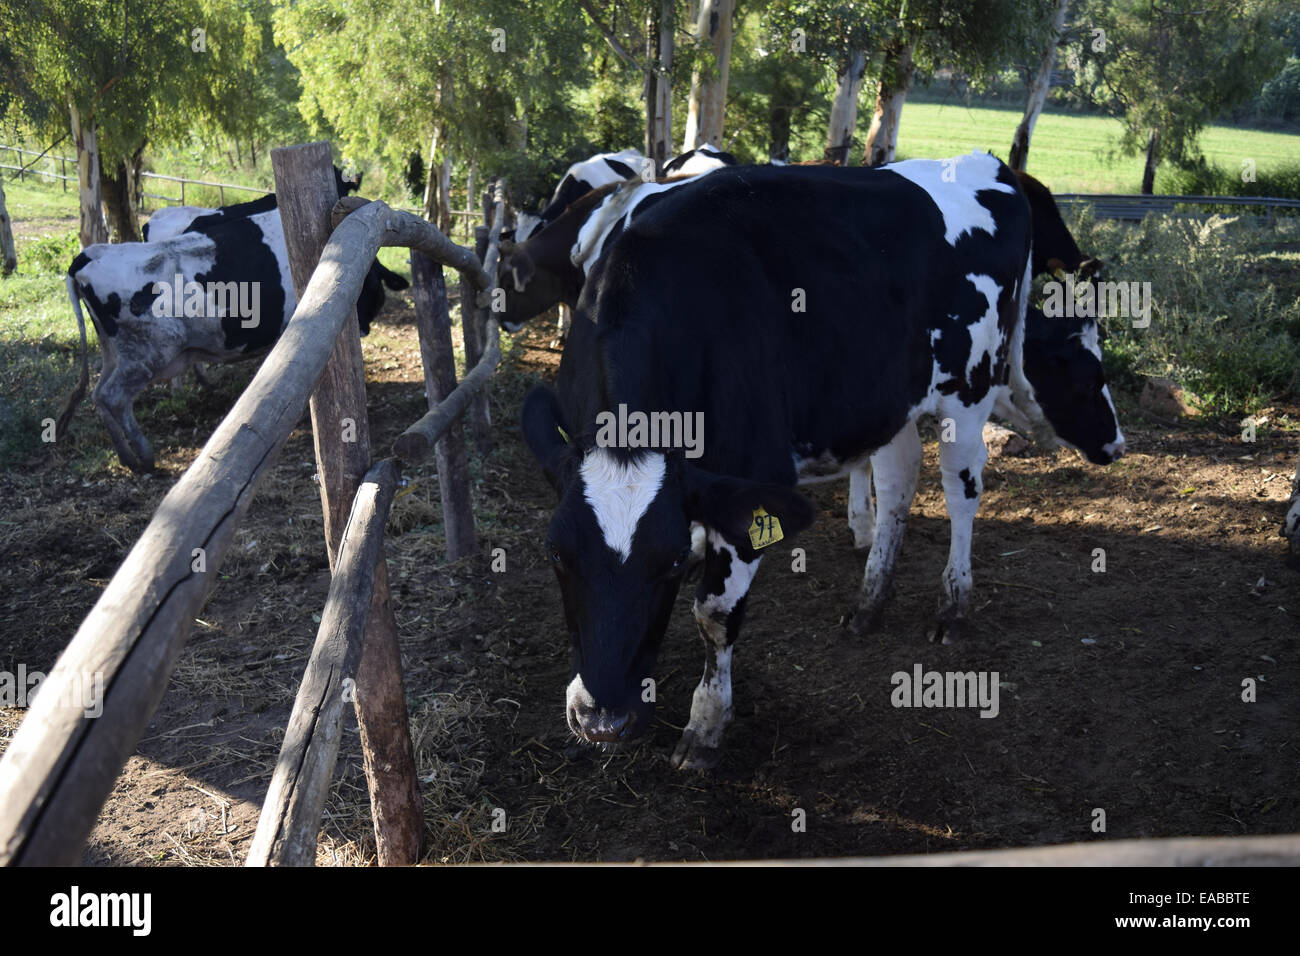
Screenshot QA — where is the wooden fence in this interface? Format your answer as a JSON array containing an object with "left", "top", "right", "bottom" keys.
[
  {"left": 0, "top": 141, "right": 508, "bottom": 867},
  {"left": 0, "top": 143, "right": 272, "bottom": 206}
]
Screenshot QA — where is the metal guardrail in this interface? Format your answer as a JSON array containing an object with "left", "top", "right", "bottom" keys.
[{"left": 1055, "top": 192, "right": 1300, "bottom": 222}]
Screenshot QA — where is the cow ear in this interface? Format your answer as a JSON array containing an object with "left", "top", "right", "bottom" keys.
[
  {"left": 507, "top": 249, "right": 535, "bottom": 292},
  {"left": 683, "top": 466, "right": 815, "bottom": 553},
  {"left": 521, "top": 385, "right": 576, "bottom": 490},
  {"left": 1079, "top": 257, "right": 1103, "bottom": 280}
]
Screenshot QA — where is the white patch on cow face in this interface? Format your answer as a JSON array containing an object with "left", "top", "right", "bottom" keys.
[
  {"left": 962, "top": 273, "right": 1004, "bottom": 382},
  {"left": 886, "top": 151, "right": 1015, "bottom": 246},
  {"left": 1070, "top": 320, "right": 1126, "bottom": 459},
  {"left": 579, "top": 448, "right": 666, "bottom": 562}
]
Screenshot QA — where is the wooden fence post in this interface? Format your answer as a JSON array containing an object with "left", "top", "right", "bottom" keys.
[
  {"left": 410, "top": 252, "right": 478, "bottom": 560},
  {"left": 461, "top": 224, "right": 492, "bottom": 453},
  {"left": 246, "top": 459, "right": 400, "bottom": 866},
  {"left": 272, "top": 142, "right": 422, "bottom": 866}
]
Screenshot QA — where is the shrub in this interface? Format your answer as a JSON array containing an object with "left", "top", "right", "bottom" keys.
[{"left": 1066, "top": 209, "right": 1300, "bottom": 415}]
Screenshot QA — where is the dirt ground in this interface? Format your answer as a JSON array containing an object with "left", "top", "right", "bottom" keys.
[{"left": 1, "top": 291, "right": 1297, "bottom": 865}]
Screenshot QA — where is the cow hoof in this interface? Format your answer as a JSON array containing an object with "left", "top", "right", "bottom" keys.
[
  {"left": 847, "top": 605, "right": 882, "bottom": 636},
  {"left": 670, "top": 731, "right": 721, "bottom": 771},
  {"left": 927, "top": 615, "right": 971, "bottom": 645}
]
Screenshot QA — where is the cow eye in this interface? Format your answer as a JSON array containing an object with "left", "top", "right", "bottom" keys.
[
  {"left": 670, "top": 547, "right": 691, "bottom": 574},
  {"left": 548, "top": 545, "right": 564, "bottom": 568}
]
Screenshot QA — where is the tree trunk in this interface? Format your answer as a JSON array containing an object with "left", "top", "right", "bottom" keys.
[
  {"left": 682, "top": 0, "right": 736, "bottom": 149},
  {"left": 769, "top": 99, "right": 792, "bottom": 164},
  {"left": 0, "top": 179, "right": 16, "bottom": 277},
  {"left": 1141, "top": 128, "right": 1160, "bottom": 194},
  {"left": 863, "top": 40, "right": 915, "bottom": 167},
  {"left": 826, "top": 49, "right": 867, "bottom": 165},
  {"left": 130, "top": 143, "right": 144, "bottom": 214},
  {"left": 422, "top": 129, "right": 439, "bottom": 222},
  {"left": 646, "top": 0, "right": 675, "bottom": 175},
  {"left": 69, "top": 101, "right": 107, "bottom": 247},
  {"left": 439, "top": 155, "right": 452, "bottom": 236},
  {"left": 101, "top": 154, "right": 142, "bottom": 243},
  {"left": 1009, "top": 0, "right": 1069, "bottom": 171}
]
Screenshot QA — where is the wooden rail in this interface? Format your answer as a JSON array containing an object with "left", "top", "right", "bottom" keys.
[{"left": 0, "top": 145, "right": 494, "bottom": 867}]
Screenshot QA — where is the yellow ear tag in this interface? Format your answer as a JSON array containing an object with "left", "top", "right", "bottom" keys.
[
  {"left": 748, "top": 506, "right": 784, "bottom": 550},
  {"left": 557, "top": 425, "right": 570, "bottom": 444}
]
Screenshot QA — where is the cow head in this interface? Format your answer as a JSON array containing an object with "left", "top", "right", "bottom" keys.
[
  {"left": 522, "top": 386, "right": 813, "bottom": 746},
  {"left": 495, "top": 237, "right": 581, "bottom": 333},
  {"left": 1021, "top": 307, "right": 1126, "bottom": 465}
]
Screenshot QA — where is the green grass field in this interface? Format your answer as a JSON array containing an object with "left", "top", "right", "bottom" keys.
[{"left": 895, "top": 102, "right": 1300, "bottom": 194}]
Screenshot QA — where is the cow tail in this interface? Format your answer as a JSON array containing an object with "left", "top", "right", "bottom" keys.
[
  {"left": 1007, "top": 244, "right": 1057, "bottom": 448},
  {"left": 55, "top": 273, "right": 91, "bottom": 440}
]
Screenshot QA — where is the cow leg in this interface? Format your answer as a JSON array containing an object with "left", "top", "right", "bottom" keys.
[
  {"left": 1284, "top": 451, "right": 1300, "bottom": 570},
  {"left": 849, "top": 421, "right": 922, "bottom": 635},
  {"left": 93, "top": 362, "right": 155, "bottom": 473},
  {"left": 929, "top": 412, "right": 991, "bottom": 643},
  {"left": 192, "top": 362, "right": 213, "bottom": 388},
  {"left": 847, "top": 460, "right": 876, "bottom": 549},
  {"left": 671, "top": 530, "right": 761, "bottom": 771},
  {"left": 552, "top": 304, "right": 571, "bottom": 349}
]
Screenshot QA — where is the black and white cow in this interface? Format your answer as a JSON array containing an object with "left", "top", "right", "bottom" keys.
[
  {"left": 522, "top": 152, "right": 1124, "bottom": 769},
  {"left": 515, "top": 148, "right": 647, "bottom": 243},
  {"left": 497, "top": 162, "right": 733, "bottom": 332},
  {"left": 142, "top": 166, "right": 361, "bottom": 242},
  {"left": 662, "top": 145, "right": 738, "bottom": 177},
  {"left": 1284, "top": 459, "right": 1300, "bottom": 568},
  {"left": 846, "top": 167, "right": 1121, "bottom": 550},
  {"left": 65, "top": 193, "right": 406, "bottom": 472}
]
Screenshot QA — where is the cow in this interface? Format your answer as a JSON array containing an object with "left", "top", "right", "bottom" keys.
[
  {"left": 521, "top": 153, "right": 1125, "bottom": 769},
  {"left": 62, "top": 195, "right": 403, "bottom": 472},
  {"left": 515, "top": 148, "right": 646, "bottom": 243},
  {"left": 142, "top": 165, "right": 362, "bottom": 242},
  {"left": 509, "top": 147, "right": 737, "bottom": 344},
  {"left": 847, "top": 167, "right": 1118, "bottom": 550},
  {"left": 662, "top": 145, "right": 738, "bottom": 177},
  {"left": 141, "top": 174, "right": 407, "bottom": 335},
  {"left": 497, "top": 167, "right": 731, "bottom": 333},
  {"left": 1285, "top": 459, "right": 1300, "bottom": 569}
]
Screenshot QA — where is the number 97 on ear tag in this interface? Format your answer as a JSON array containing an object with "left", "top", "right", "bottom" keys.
[{"left": 748, "top": 506, "right": 784, "bottom": 550}]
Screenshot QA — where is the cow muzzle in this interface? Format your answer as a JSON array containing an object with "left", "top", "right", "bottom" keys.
[
  {"left": 565, "top": 672, "right": 642, "bottom": 744},
  {"left": 569, "top": 704, "right": 636, "bottom": 744}
]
